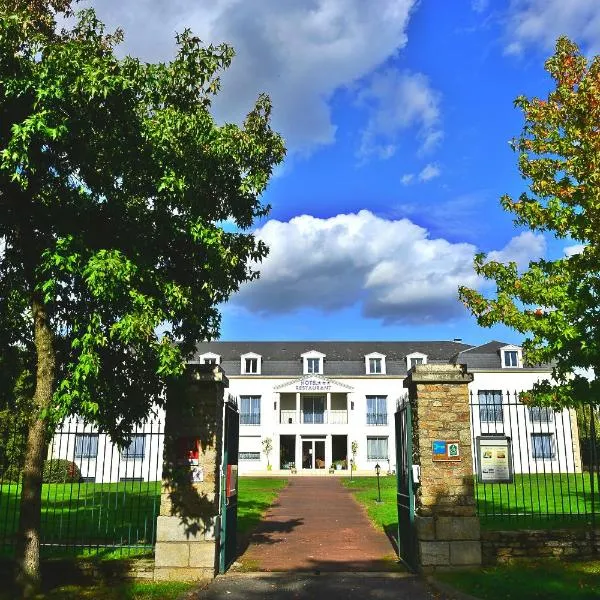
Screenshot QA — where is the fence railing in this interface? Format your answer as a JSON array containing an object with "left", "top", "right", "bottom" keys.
[
  {"left": 470, "top": 391, "right": 600, "bottom": 530},
  {"left": 0, "top": 418, "right": 164, "bottom": 559}
]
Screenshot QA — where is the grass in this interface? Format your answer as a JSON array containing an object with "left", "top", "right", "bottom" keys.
[
  {"left": 435, "top": 559, "right": 600, "bottom": 600},
  {"left": 0, "top": 581, "right": 196, "bottom": 600},
  {"left": 0, "top": 476, "right": 287, "bottom": 559},
  {"left": 0, "top": 481, "right": 161, "bottom": 558},
  {"left": 237, "top": 477, "right": 288, "bottom": 536},
  {"left": 343, "top": 473, "right": 600, "bottom": 533},
  {"left": 341, "top": 476, "right": 397, "bottom": 538},
  {"left": 476, "top": 472, "right": 600, "bottom": 530}
]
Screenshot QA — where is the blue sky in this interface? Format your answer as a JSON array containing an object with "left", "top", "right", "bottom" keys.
[{"left": 88, "top": 0, "right": 596, "bottom": 345}]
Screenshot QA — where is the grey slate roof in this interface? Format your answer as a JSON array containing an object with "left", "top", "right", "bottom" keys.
[
  {"left": 453, "top": 340, "right": 552, "bottom": 371},
  {"left": 192, "top": 341, "right": 474, "bottom": 377}
]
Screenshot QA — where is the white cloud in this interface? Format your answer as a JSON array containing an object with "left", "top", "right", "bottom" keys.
[
  {"left": 85, "top": 0, "right": 418, "bottom": 154},
  {"left": 401, "top": 173, "right": 414, "bottom": 185},
  {"left": 564, "top": 243, "right": 585, "bottom": 257},
  {"left": 487, "top": 231, "right": 546, "bottom": 269},
  {"left": 472, "top": 0, "right": 489, "bottom": 13},
  {"left": 357, "top": 69, "right": 443, "bottom": 160},
  {"left": 418, "top": 163, "right": 441, "bottom": 182},
  {"left": 504, "top": 0, "right": 600, "bottom": 56},
  {"left": 233, "top": 211, "right": 543, "bottom": 325}
]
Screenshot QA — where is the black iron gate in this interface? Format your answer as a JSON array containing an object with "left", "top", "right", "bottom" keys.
[
  {"left": 395, "top": 399, "right": 417, "bottom": 570},
  {"left": 219, "top": 396, "right": 239, "bottom": 573}
]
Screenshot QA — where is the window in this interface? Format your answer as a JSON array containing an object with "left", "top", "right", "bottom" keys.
[
  {"left": 406, "top": 352, "right": 427, "bottom": 371},
  {"left": 367, "top": 437, "right": 388, "bottom": 460},
  {"left": 241, "top": 353, "right": 261, "bottom": 375},
  {"left": 302, "top": 395, "right": 325, "bottom": 424},
  {"left": 366, "top": 396, "right": 388, "bottom": 425},
  {"left": 239, "top": 452, "right": 260, "bottom": 460},
  {"left": 532, "top": 433, "right": 555, "bottom": 459},
  {"left": 122, "top": 435, "right": 146, "bottom": 460},
  {"left": 301, "top": 350, "right": 325, "bottom": 375},
  {"left": 307, "top": 358, "right": 321, "bottom": 373},
  {"left": 478, "top": 390, "right": 504, "bottom": 423},
  {"left": 365, "top": 353, "right": 386, "bottom": 374},
  {"left": 500, "top": 345, "right": 522, "bottom": 368},
  {"left": 74, "top": 434, "right": 98, "bottom": 459},
  {"left": 199, "top": 352, "right": 220, "bottom": 365},
  {"left": 240, "top": 396, "right": 261, "bottom": 425},
  {"left": 369, "top": 358, "right": 382, "bottom": 373},
  {"left": 529, "top": 406, "right": 554, "bottom": 423}
]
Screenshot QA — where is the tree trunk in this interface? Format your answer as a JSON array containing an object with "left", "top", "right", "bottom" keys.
[{"left": 15, "top": 294, "right": 55, "bottom": 599}]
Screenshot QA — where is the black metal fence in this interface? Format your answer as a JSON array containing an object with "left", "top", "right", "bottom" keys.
[
  {"left": 0, "top": 418, "right": 164, "bottom": 558},
  {"left": 470, "top": 391, "right": 600, "bottom": 530}
]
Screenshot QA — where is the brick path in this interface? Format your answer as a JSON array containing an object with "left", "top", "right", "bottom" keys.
[{"left": 237, "top": 477, "right": 399, "bottom": 572}]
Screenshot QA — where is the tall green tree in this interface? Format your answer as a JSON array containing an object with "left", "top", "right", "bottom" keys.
[
  {"left": 459, "top": 37, "right": 600, "bottom": 409},
  {"left": 0, "top": 4, "right": 284, "bottom": 596}
]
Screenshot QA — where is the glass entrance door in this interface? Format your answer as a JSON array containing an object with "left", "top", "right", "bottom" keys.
[{"left": 301, "top": 439, "right": 326, "bottom": 469}]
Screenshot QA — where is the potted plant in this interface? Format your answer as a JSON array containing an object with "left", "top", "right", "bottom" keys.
[
  {"left": 262, "top": 437, "right": 273, "bottom": 471},
  {"left": 351, "top": 440, "right": 358, "bottom": 471},
  {"left": 290, "top": 462, "right": 297, "bottom": 474}
]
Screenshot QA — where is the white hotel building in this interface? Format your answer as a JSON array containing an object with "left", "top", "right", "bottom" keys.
[
  {"left": 53, "top": 339, "right": 581, "bottom": 481},
  {"left": 192, "top": 340, "right": 580, "bottom": 476}
]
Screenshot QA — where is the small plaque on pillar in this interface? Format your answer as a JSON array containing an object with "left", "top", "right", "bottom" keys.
[{"left": 432, "top": 440, "right": 461, "bottom": 461}]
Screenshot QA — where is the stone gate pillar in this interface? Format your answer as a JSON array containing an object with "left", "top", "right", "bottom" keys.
[
  {"left": 154, "top": 365, "right": 228, "bottom": 581},
  {"left": 404, "top": 364, "right": 481, "bottom": 571}
]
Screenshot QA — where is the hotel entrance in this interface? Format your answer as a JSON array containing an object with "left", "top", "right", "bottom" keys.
[{"left": 301, "top": 438, "right": 326, "bottom": 469}]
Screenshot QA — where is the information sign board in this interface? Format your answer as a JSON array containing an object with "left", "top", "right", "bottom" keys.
[{"left": 476, "top": 436, "right": 513, "bottom": 483}]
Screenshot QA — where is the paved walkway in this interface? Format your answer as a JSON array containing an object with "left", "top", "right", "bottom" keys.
[
  {"left": 237, "top": 477, "right": 398, "bottom": 572},
  {"left": 187, "top": 572, "right": 449, "bottom": 600},
  {"left": 188, "top": 478, "right": 451, "bottom": 600}
]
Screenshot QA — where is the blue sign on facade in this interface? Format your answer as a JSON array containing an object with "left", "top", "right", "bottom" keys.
[{"left": 432, "top": 440, "right": 446, "bottom": 455}]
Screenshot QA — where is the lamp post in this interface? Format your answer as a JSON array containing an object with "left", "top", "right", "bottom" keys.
[
  {"left": 375, "top": 463, "right": 382, "bottom": 503},
  {"left": 350, "top": 459, "right": 354, "bottom": 482}
]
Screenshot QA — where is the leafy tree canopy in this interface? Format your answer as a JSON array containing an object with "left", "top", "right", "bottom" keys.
[
  {"left": 459, "top": 37, "right": 600, "bottom": 408},
  {"left": 0, "top": 6, "right": 285, "bottom": 438}
]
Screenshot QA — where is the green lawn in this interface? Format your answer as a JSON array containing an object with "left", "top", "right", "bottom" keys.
[
  {"left": 476, "top": 473, "right": 600, "bottom": 530},
  {"left": 0, "top": 477, "right": 286, "bottom": 559},
  {"left": 0, "top": 580, "right": 196, "bottom": 600},
  {"left": 237, "top": 477, "right": 287, "bottom": 536},
  {"left": 0, "top": 481, "right": 161, "bottom": 557},
  {"left": 343, "top": 473, "right": 600, "bottom": 533},
  {"left": 436, "top": 559, "right": 600, "bottom": 600},
  {"left": 341, "top": 476, "right": 397, "bottom": 538}
]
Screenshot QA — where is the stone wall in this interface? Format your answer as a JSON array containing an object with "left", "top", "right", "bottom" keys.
[
  {"left": 154, "top": 365, "right": 227, "bottom": 582},
  {"left": 404, "top": 364, "right": 481, "bottom": 572},
  {"left": 482, "top": 528, "right": 600, "bottom": 564}
]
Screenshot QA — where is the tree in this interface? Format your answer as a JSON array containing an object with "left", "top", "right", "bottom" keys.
[
  {"left": 459, "top": 36, "right": 600, "bottom": 409},
  {"left": 0, "top": 5, "right": 284, "bottom": 596}
]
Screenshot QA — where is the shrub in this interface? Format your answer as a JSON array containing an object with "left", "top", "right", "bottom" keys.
[{"left": 42, "top": 459, "right": 81, "bottom": 483}]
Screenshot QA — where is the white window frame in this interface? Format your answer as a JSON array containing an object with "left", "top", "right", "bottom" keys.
[
  {"left": 406, "top": 352, "right": 427, "bottom": 371},
  {"left": 500, "top": 345, "right": 522, "bottom": 368},
  {"left": 240, "top": 396, "right": 261, "bottom": 426},
  {"left": 199, "top": 352, "right": 220, "bottom": 366},
  {"left": 367, "top": 436, "right": 389, "bottom": 461},
  {"left": 531, "top": 433, "right": 555, "bottom": 460},
  {"left": 365, "top": 352, "right": 386, "bottom": 375},
  {"left": 301, "top": 350, "right": 325, "bottom": 375},
  {"left": 241, "top": 352, "right": 262, "bottom": 375}
]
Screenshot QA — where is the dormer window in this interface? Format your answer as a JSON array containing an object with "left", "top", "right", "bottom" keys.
[
  {"left": 301, "top": 350, "right": 325, "bottom": 375},
  {"left": 365, "top": 352, "right": 386, "bottom": 375},
  {"left": 406, "top": 352, "right": 427, "bottom": 371},
  {"left": 501, "top": 345, "right": 522, "bottom": 368},
  {"left": 199, "top": 352, "right": 220, "bottom": 366},
  {"left": 241, "top": 352, "right": 262, "bottom": 375}
]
